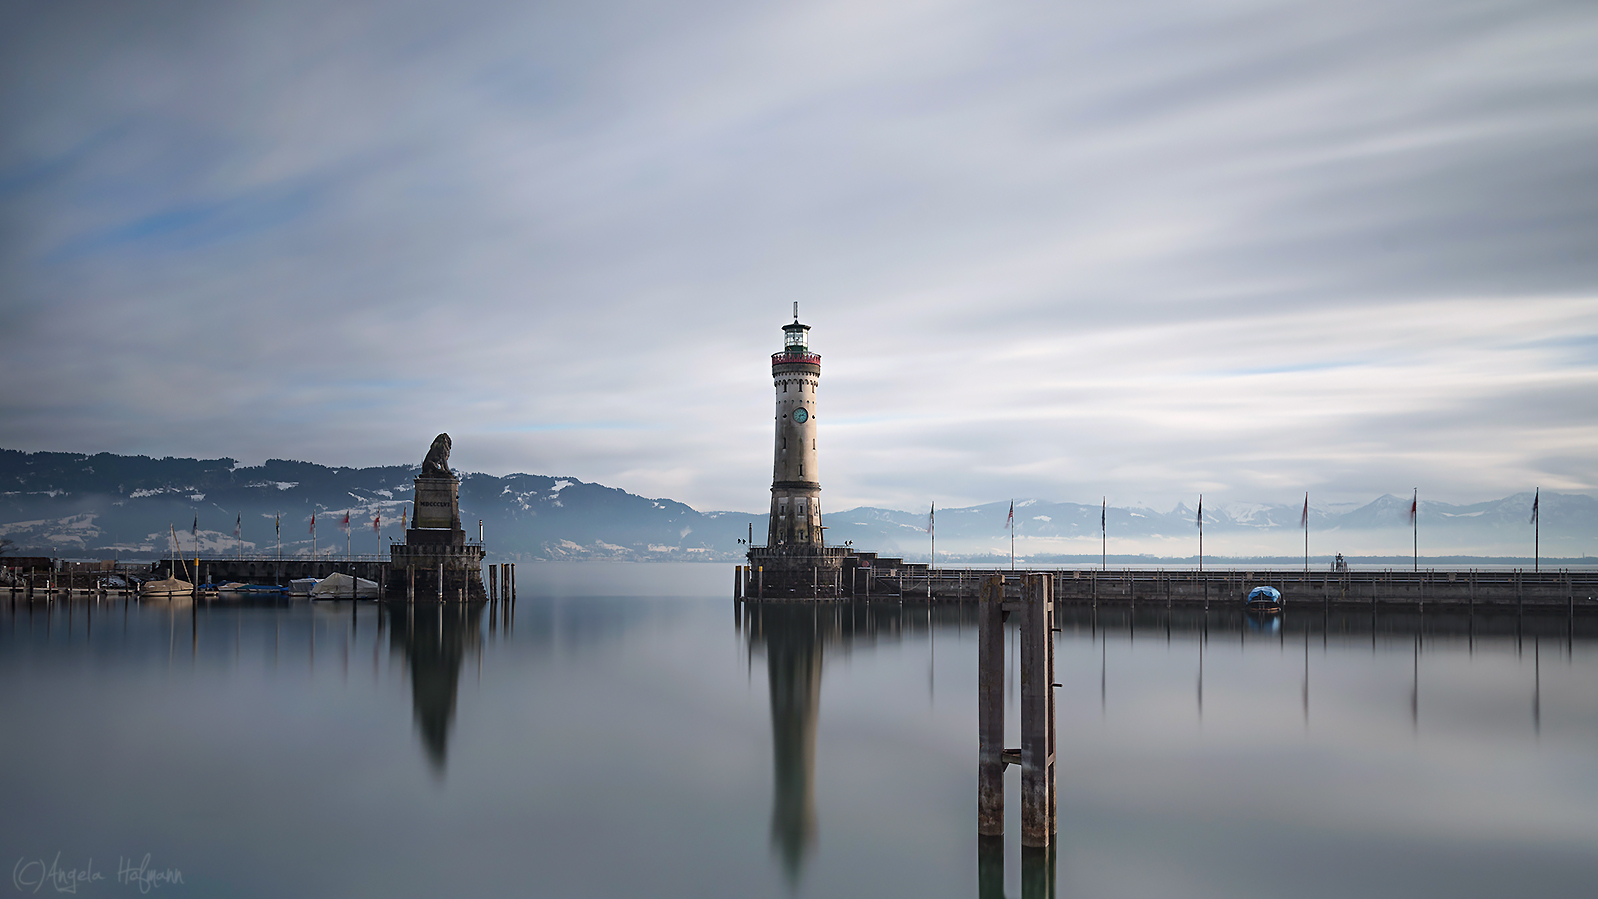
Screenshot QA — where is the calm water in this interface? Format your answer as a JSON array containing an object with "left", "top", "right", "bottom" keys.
[{"left": 3, "top": 563, "right": 1596, "bottom": 898}]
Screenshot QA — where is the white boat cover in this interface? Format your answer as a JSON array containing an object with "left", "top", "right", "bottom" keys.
[
  {"left": 289, "top": 577, "right": 321, "bottom": 596},
  {"left": 310, "top": 572, "right": 380, "bottom": 599},
  {"left": 141, "top": 577, "right": 194, "bottom": 597}
]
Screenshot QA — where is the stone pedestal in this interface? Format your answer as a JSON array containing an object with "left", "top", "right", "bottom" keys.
[
  {"left": 413, "top": 477, "right": 460, "bottom": 530},
  {"left": 389, "top": 474, "right": 482, "bottom": 600}
]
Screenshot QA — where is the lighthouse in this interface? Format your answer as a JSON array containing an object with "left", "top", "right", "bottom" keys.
[
  {"left": 769, "top": 308, "right": 822, "bottom": 546},
  {"left": 747, "top": 306, "right": 847, "bottom": 597}
]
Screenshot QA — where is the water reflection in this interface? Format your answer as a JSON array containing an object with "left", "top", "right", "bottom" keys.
[
  {"left": 740, "top": 600, "right": 971, "bottom": 886},
  {"left": 747, "top": 604, "right": 823, "bottom": 884},
  {"left": 383, "top": 600, "right": 485, "bottom": 774}
]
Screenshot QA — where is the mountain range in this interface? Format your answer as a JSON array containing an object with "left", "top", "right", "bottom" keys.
[{"left": 2, "top": 448, "right": 1593, "bottom": 563}]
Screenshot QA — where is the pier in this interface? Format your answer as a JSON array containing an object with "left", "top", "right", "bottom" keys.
[
  {"left": 150, "top": 555, "right": 393, "bottom": 585},
  {"left": 737, "top": 560, "right": 1598, "bottom": 608},
  {"left": 5, "top": 555, "right": 518, "bottom": 608}
]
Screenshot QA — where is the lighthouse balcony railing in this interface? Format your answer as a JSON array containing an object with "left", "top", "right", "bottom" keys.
[
  {"left": 771, "top": 352, "right": 821, "bottom": 365},
  {"left": 747, "top": 544, "right": 850, "bottom": 560}
]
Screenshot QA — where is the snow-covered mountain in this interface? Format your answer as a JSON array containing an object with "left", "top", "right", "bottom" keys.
[
  {"left": 815, "top": 494, "right": 1598, "bottom": 562},
  {"left": 3, "top": 448, "right": 1592, "bottom": 563},
  {"left": 0, "top": 449, "right": 755, "bottom": 562}
]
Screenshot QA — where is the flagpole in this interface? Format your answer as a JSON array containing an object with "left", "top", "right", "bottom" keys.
[
  {"left": 1197, "top": 495, "right": 1203, "bottom": 577},
  {"left": 929, "top": 503, "right": 935, "bottom": 574},
  {"left": 1412, "top": 488, "right": 1418, "bottom": 572},
  {"left": 1533, "top": 488, "right": 1539, "bottom": 573},
  {"left": 1101, "top": 497, "right": 1106, "bottom": 572},
  {"left": 1303, "top": 493, "right": 1309, "bottom": 577}
]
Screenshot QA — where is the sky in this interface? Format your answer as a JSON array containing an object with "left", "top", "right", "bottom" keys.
[{"left": 3, "top": 0, "right": 1597, "bottom": 515}]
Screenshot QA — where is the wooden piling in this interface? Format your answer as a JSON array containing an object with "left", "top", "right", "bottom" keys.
[
  {"left": 977, "top": 574, "right": 1005, "bottom": 837},
  {"left": 1021, "top": 572, "right": 1057, "bottom": 848}
]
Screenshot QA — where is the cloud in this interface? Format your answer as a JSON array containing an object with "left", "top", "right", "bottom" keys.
[{"left": 1, "top": 0, "right": 1595, "bottom": 514}]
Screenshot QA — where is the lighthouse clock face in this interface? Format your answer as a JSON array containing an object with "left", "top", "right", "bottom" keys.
[{"left": 792, "top": 408, "right": 809, "bottom": 423}]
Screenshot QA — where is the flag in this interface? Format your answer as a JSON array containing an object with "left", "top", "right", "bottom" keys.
[
  {"left": 234, "top": 513, "right": 241, "bottom": 537},
  {"left": 275, "top": 514, "right": 280, "bottom": 538},
  {"left": 927, "top": 503, "right": 934, "bottom": 534},
  {"left": 1530, "top": 489, "right": 1539, "bottom": 525},
  {"left": 1101, "top": 497, "right": 1106, "bottom": 531},
  {"left": 402, "top": 504, "right": 407, "bottom": 530},
  {"left": 1301, "top": 494, "right": 1309, "bottom": 529},
  {"left": 1196, "top": 496, "right": 1202, "bottom": 527},
  {"left": 373, "top": 513, "right": 381, "bottom": 534},
  {"left": 309, "top": 512, "right": 316, "bottom": 535},
  {"left": 192, "top": 515, "right": 197, "bottom": 536},
  {"left": 1408, "top": 491, "right": 1417, "bottom": 525},
  {"left": 1006, "top": 501, "right": 1014, "bottom": 530},
  {"left": 340, "top": 511, "right": 351, "bottom": 533}
]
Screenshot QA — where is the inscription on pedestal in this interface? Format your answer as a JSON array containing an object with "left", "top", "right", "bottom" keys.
[{"left": 414, "top": 478, "right": 460, "bottom": 530}]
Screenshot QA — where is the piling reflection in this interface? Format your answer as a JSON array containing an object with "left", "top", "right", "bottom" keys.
[{"left": 383, "top": 601, "right": 484, "bottom": 775}]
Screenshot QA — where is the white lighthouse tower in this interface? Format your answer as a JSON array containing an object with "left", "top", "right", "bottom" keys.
[{"left": 748, "top": 306, "right": 846, "bottom": 597}]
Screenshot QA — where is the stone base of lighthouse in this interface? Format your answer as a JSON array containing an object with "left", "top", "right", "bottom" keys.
[{"left": 746, "top": 546, "right": 849, "bottom": 598}]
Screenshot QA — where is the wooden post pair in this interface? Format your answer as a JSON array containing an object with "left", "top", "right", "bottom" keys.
[{"left": 978, "top": 573, "right": 1056, "bottom": 848}]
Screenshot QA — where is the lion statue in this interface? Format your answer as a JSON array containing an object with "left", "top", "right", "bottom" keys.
[{"left": 421, "top": 433, "right": 453, "bottom": 478}]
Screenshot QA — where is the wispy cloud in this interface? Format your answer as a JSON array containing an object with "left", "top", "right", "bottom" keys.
[{"left": 2, "top": 0, "right": 1595, "bottom": 513}]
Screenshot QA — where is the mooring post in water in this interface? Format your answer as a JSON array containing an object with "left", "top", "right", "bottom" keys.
[
  {"left": 1021, "top": 572, "right": 1058, "bottom": 848},
  {"left": 977, "top": 574, "right": 1005, "bottom": 837}
]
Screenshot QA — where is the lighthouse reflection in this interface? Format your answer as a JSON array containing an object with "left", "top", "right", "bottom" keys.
[
  {"left": 383, "top": 601, "right": 484, "bottom": 774},
  {"left": 744, "top": 602, "right": 825, "bottom": 885},
  {"left": 741, "top": 599, "right": 975, "bottom": 887}
]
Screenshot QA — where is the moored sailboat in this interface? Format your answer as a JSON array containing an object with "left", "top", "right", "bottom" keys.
[{"left": 143, "top": 524, "right": 194, "bottom": 598}]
